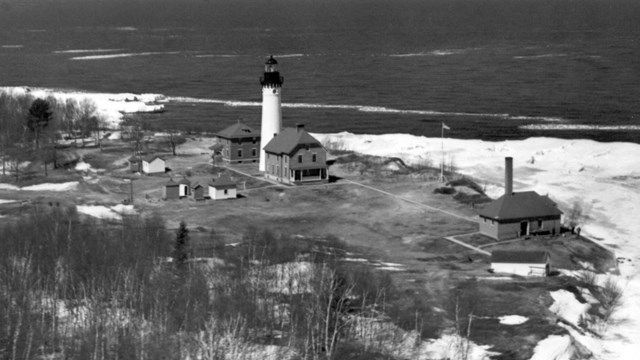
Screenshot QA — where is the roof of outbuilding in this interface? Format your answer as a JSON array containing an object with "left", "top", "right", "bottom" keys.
[
  {"left": 142, "top": 155, "right": 165, "bottom": 163},
  {"left": 164, "top": 178, "right": 179, "bottom": 187},
  {"left": 216, "top": 122, "right": 259, "bottom": 139},
  {"left": 491, "top": 250, "right": 549, "bottom": 264},
  {"left": 178, "top": 178, "right": 191, "bottom": 185},
  {"left": 478, "top": 191, "right": 563, "bottom": 220},
  {"left": 209, "top": 174, "right": 236, "bottom": 189},
  {"left": 263, "top": 127, "right": 323, "bottom": 155}
]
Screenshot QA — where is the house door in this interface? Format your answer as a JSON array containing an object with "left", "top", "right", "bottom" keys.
[{"left": 520, "top": 221, "right": 528, "bottom": 236}]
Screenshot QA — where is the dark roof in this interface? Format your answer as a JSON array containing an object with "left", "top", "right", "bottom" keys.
[
  {"left": 192, "top": 182, "right": 204, "bottom": 189},
  {"left": 263, "top": 127, "right": 323, "bottom": 155},
  {"left": 209, "top": 174, "right": 236, "bottom": 189},
  {"left": 128, "top": 156, "right": 141, "bottom": 163},
  {"left": 478, "top": 191, "right": 563, "bottom": 220},
  {"left": 165, "top": 178, "right": 179, "bottom": 187},
  {"left": 265, "top": 55, "right": 277, "bottom": 65},
  {"left": 142, "top": 155, "right": 165, "bottom": 163},
  {"left": 216, "top": 122, "right": 259, "bottom": 139},
  {"left": 491, "top": 250, "right": 549, "bottom": 264},
  {"left": 178, "top": 178, "right": 191, "bottom": 185}
]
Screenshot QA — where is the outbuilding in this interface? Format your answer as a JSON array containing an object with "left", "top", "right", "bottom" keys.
[
  {"left": 142, "top": 155, "right": 166, "bottom": 174},
  {"left": 208, "top": 175, "right": 237, "bottom": 200},
  {"left": 478, "top": 157, "right": 563, "bottom": 240},
  {"left": 191, "top": 183, "right": 207, "bottom": 201},
  {"left": 128, "top": 156, "right": 142, "bottom": 172},
  {"left": 262, "top": 124, "right": 328, "bottom": 185},
  {"left": 163, "top": 179, "right": 180, "bottom": 200},
  {"left": 178, "top": 178, "right": 191, "bottom": 197},
  {"left": 491, "top": 250, "right": 550, "bottom": 277}
]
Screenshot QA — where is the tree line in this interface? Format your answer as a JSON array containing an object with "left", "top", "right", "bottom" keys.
[{"left": 0, "top": 91, "right": 105, "bottom": 179}]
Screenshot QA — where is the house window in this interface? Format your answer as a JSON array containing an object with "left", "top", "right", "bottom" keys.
[
  {"left": 284, "top": 156, "right": 288, "bottom": 164},
  {"left": 252, "top": 138, "right": 257, "bottom": 144},
  {"left": 224, "top": 189, "right": 228, "bottom": 195},
  {"left": 312, "top": 153, "right": 317, "bottom": 162},
  {"left": 276, "top": 166, "right": 280, "bottom": 176},
  {"left": 238, "top": 149, "right": 242, "bottom": 158},
  {"left": 483, "top": 218, "right": 486, "bottom": 223},
  {"left": 252, "top": 148, "right": 257, "bottom": 157},
  {"left": 298, "top": 155, "right": 302, "bottom": 163},
  {"left": 538, "top": 220, "right": 543, "bottom": 228},
  {"left": 284, "top": 167, "right": 288, "bottom": 178},
  {"left": 271, "top": 165, "right": 275, "bottom": 174}
]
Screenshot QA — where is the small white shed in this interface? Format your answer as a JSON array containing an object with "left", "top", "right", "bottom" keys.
[
  {"left": 491, "top": 250, "right": 550, "bottom": 277},
  {"left": 208, "top": 175, "right": 237, "bottom": 200},
  {"left": 142, "top": 156, "right": 166, "bottom": 174},
  {"left": 178, "top": 178, "right": 191, "bottom": 197}
]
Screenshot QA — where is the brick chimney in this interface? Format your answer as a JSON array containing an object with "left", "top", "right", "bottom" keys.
[{"left": 505, "top": 157, "right": 513, "bottom": 195}]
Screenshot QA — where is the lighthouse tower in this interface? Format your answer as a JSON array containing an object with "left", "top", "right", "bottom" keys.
[{"left": 259, "top": 55, "right": 284, "bottom": 172}]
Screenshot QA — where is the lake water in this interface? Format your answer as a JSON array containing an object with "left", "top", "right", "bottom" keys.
[{"left": 1, "top": 0, "right": 639, "bottom": 143}]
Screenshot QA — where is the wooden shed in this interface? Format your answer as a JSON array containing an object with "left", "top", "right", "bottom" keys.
[
  {"left": 142, "top": 155, "right": 166, "bottom": 174},
  {"left": 128, "top": 156, "right": 142, "bottom": 172},
  {"left": 163, "top": 179, "right": 180, "bottom": 200},
  {"left": 178, "top": 178, "right": 191, "bottom": 197},
  {"left": 491, "top": 250, "right": 550, "bottom": 277},
  {"left": 191, "top": 183, "right": 206, "bottom": 201}
]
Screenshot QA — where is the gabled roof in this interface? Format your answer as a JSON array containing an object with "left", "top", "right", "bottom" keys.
[
  {"left": 178, "top": 178, "right": 191, "bottom": 185},
  {"left": 192, "top": 182, "right": 204, "bottom": 189},
  {"left": 216, "top": 122, "right": 259, "bottom": 139},
  {"left": 143, "top": 155, "right": 165, "bottom": 163},
  {"left": 128, "top": 156, "right": 141, "bottom": 163},
  {"left": 209, "top": 174, "right": 236, "bottom": 189},
  {"left": 165, "top": 178, "right": 179, "bottom": 187},
  {"left": 263, "top": 127, "right": 323, "bottom": 155},
  {"left": 491, "top": 250, "right": 549, "bottom": 264},
  {"left": 478, "top": 191, "right": 563, "bottom": 220}
]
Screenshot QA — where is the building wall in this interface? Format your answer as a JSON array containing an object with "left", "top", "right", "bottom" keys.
[
  {"left": 192, "top": 187, "right": 205, "bottom": 200},
  {"left": 163, "top": 186, "right": 180, "bottom": 200},
  {"left": 479, "top": 216, "right": 561, "bottom": 240},
  {"left": 209, "top": 186, "right": 237, "bottom": 200},
  {"left": 259, "top": 86, "right": 282, "bottom": 172},
  {"left": 491, "top": 262, "right": 548, "bottom": 277},
  {"left": 219, "top": 137, "right": 260, "bottom": 163},
  {"left": 143, "top": 159, "right": 165, "bottom": 174},
  {"left": 179, "top": 184, "right": 190, "bottom": 197},
  {"left": 264, "top": 147, "right": 328, "bottom": 184}
]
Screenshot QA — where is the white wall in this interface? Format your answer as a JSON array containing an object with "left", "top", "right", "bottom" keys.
[
  {"left": 259, "top": 86, "right": 282, "bottom": 172},
  {"left": 208, "top": 186, "right": 237, "bottom": 200},
  {"left": 491, "top": 262, "right": 547, "bottom": 277},
  {"left": 143, "top": 158, "right": 165, "bottom": 174}
]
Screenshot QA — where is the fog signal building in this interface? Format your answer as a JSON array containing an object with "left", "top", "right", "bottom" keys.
[{"left": 478, "top": 157, "right": 563, "bottom": 240}]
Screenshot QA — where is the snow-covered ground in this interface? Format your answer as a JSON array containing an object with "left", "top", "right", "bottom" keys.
[
  {"left": 0, "top": 181, "right": 79, "bottom": 192},
  {"left": 76, "top": 204, "right": 136, "bottom": 220},
  {"left": 498, "top": 315, "right": 528, "bottom": 325},
  {"left": 315, "top": 132, "right": 640, "bottom": 360}
]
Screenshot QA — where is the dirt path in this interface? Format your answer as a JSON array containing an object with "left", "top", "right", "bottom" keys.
[
  {"left": 443, "top": 233, "right": 491, "bottom": 256},
  {"left": 344, "top": 179, "right": 478, "bottom": 223}
]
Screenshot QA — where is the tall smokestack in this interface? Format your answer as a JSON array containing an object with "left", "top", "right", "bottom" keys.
[{"left": 505, "top": 157, "right": 513, "bottom": 195}]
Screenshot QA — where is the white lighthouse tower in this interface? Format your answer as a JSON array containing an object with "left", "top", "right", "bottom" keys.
[{"left": 259, "top": 55, "right": 284, "bottom": 172}]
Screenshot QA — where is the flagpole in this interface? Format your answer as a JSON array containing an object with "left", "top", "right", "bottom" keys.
[{"left": 441, "top": 122, "right": 444, "bottom": 183}]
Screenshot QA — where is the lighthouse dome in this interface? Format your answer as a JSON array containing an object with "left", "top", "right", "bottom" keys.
[{"left": 265, "top": 55, "right": 278, "bottom": 65}]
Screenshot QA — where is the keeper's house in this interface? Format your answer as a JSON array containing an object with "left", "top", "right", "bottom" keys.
[
  {"left": 478, "top": 157, "right": 562, "bottom": 240},
  {"left": 263, "top": 124, "right": 328, "bottom": 185},
  {"left": 215, "top": 122, "right": 260, "bottom": 163},
  {"left": 491, "top": 250, "right": 550, "bottom": 277}
]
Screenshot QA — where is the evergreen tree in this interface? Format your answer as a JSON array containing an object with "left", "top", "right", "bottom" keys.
[
  {"left": 173, "top": 221, "right": 190, "bottom": 271},
  {"left": 26, "top": 98, "right": 53, "bottom": 150}
]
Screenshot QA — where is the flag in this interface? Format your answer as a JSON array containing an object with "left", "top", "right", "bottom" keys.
[{"left": 442, "top": 123, "right": 450, "bottom": 130}]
